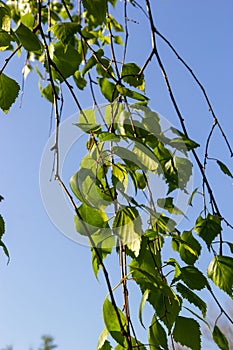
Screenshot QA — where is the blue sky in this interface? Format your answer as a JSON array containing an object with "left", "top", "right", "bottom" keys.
[{"left": 0, "top": 1, "right": 233, "bottom": 349}]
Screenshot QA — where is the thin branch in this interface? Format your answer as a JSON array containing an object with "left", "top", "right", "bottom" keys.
[
  {"left": 145, "top": 0, "right": 225, "bottom": 254},
  {"left": 155, "top": 28, "right": 233, "bottom": 158},
  {"left": 0, "top": 45, "right": 22, "bottom": 75}
]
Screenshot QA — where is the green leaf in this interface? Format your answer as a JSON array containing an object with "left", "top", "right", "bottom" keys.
[
  {"left": 176, "top": 283, "right": 207, "bottom": 318},
  {"left": 98, "top": 78, "right": 118, "bottom": 102},
  {"left": 170, "top": 127, "right": 200, "bottom": 152},
  {"left": 116, "top": 85, "right": 149, "bottom": 102},
  {"left": 113, "top": 206, "right": 142, "bottom": 256},
  {"left": 216, "top": 160, "right": 233, "bottom": 178},
  {"left": 91, "top": 230, "right": 115, "bottom": 278},
  {"left": 0, "top": 214, "right": 5, "bottom": 237},
  {"left": 133, "top": 143, "right": 158, "bottom": 172},
  {"left": 194, "top": 214, "right": 221, "bottom": 250},
  {"left": 212, "top": 325, "right": 229, "bottom": 350},
  {"left": 0, "top": 73, "right": 20, "bottom": 113},
  {"left": 0, "top": 29, "right": 11, "bottom": 50},
  {"left": 73, "top": 70, "right": 87, "bottom": 90},
  {"left": 52, "top": 41, "right": 82, "bottom": 80},
  {"left": 207, "top": 255, "right": 233, "bottom": 296},
  {"left": 98, "top": 328, "right": 110, "bottom": 350},
  {"left": 103, "top": 298, "right": 126, "bottom": 347},
  {"left": 175, "top": 266, "right": 207, "bottom": 290},
  {"left": 82, "top": 49, "right": 104, "bottom": 75},
  {"left": 15, "top": 23, "right": 42, "bottom": 52},
  {"left": 50, "top": 22, "right": 81, "bottom": 45},
  {"left": 157, "top": 197, "right": 184, "bottom": 215},
  {"left": 0, "top": 6, "right": 11, "bottom": 32},
  {"left": 135, "top": 172, "right": 147, "bottom": 190},
  {"left": 39, "top": 83, "right": 59, "bottom": 103},
  {"left": 122, "top": 63, "right": 145, "bottom": 91},
  {"left": 188, "top": 187, "right": 199, "bottom": 206},
  {"left": 139, "top": 289, "right": 149, "bottom": 329},
  {"left": 98, "top": 340, "right": 112, "bottom": 350},
  {"left": 178, "top": 231, "right": 201, "bottom": 265},
  {"left": 173, "top": 316, "right": 201, "bottom": 350},
  {"left": 83, "top": 0, "right": 107, "bottom": 27},
  {"left": 112, "top": 163, "right": 128, "bottom": 192},
  {"left": 130, "top": 247, "right": 181, "bottom": 330},
  {"left": 114, "top": 35, "right": 123, "bottom": 45},
  {"left": 74, "top": 203, "right": 109, "bottom": 235},
  {"left": 226, "top": 241, "right": 233, "bottom": 254},
  {"left": 96, "top": 58, "right": 114, "bottom": 78},
  {"left": 148, "top": 316, "right": 168, "bottom": 350},
  {"left": 76, "top": 109, "right": 101, "bottom": 133}
]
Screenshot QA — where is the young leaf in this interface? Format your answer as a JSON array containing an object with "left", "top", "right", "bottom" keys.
[
  {"left": 207, "top": 255, "right": 233, "bottom": 296},
  {"left": 102, "top": 298, "right": 126, "bottom": 347},
  {"left": 73, "top": 71, "right": 87, "bottom": 90},
  {"left": 74, "top": 203, "right": 109, "bottom": 235},
  {"left": 148, "top": 316, "right": 168, "bottom": 350},
  {"left": 170, "top": 127, "right": 200, "bottom": 152},
  {"left": 39, "top": 83, "right": 59, "bottom": 103},
  {"left": 216, "top": 160, "right": 233, "bottom": 178},
  {"left": 121, "top": 63, "right": 145, "bottom": 91},
  {"left": 116, "top": 85, "right": 149, "bottom": 102},
  {"left": 176, "top": 282, "right": 207, "bottom": 318},
  {"left": 0, "top": 73, "right": 20, "bottom": 113},
  {"left": 139, "top": 289, "right": 149, "bottom": 329},
  {"left": 76, "top": 109, "right": 101, "bottom": 133},
  {"left": 98, "top": 78, "right": 118, "bottom": 102},
  {"left": 113, "top": 206, "right": 142, "bottom": 256},
  {"left": 15, "top": 23, "right": 42, "bottom": 52},
  {"left": 173, "top": 316, "right": 201, "bottom": 350},
  {"left": 133, "top": 143, "right": 158, "bottom": 172},
  {"left": 82, "top": 49, "right": 104, "bottom": 76},
  {"left": 157, "top": 197, "right": 184, "bottom": 215},
  {"left": 212, "top": 325, "right": 229, "bottom": 350},
  {"left": 97, "top": 328, "right": 110, "bottom": 350},
  {"left": 194, "top": 214, "right": 221, "bottom": 250},
  {"left": 50, "top": 22, "right": 81, "bottom": 45}
]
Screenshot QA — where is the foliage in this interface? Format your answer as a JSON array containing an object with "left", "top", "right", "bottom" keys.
[{"left": 0, "top": 1, "right": 232, "bottom": 349}]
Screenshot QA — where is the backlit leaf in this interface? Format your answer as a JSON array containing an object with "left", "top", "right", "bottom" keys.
[
  {"left": 98, "top": 78, "right": 118, "bottom": 102},
  {"left": 194, "top": 214, "right": 221, "bottom": 250},
  {"left": 0, "top": 73, "right": 20, "bottom": 113},
  {"left": 82, "top": 49, "right": 104, "bottom": 75},
  {"left": 83, "top": 0, "right": 107, "bottom": 27},
  {"left": 39, "top": 83, "right": 59, "bottom": 103},
  {"left": 103, "top": 298, "right": 127, "bottom": 347},
  {"left": 113, "top": 206, "right": 142, "bottom": 256},
  {"left": 116, "top": 85, "right": 149, "bottom": 102},
  {"left": 50, "top": 22, "right": 81, "bottom": 44},
  {"left": 122, "top": 63, "right": 145, "bottom": 91},
  {"left": 15, "top": 23, "right": 42, "bottom": 52},
  {"left": 52, "top": 41, "right": 82, "bottom": 80},
  {"left": 207, "top": 255, "right": 233, "bottom": 296},
  {"left": 74, "top": 203, "right": 109, "bottom": 235},
  {"left": 148, "top": 316, "right": 168, "bottom": 350}
]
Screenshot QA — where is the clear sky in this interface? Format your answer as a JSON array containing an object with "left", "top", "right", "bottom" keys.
[{"left": 0, "top": 1, "right": 233, "bottom": 349}]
